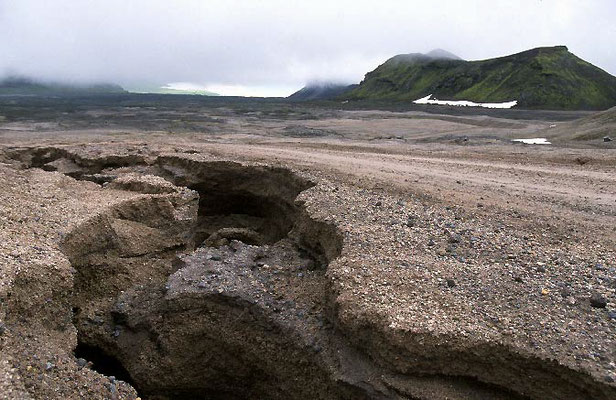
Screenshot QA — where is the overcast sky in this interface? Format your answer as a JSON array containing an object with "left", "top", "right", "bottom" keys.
[{"left": 1, "top": 0, "right": 615, "bottom": 96}]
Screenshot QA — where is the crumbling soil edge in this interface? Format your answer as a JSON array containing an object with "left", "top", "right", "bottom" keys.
[{"left": 5, "top": 145, "right": 616, "bottom": 400}]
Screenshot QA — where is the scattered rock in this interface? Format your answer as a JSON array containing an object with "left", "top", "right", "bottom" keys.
[
  {"left": 575, "top": 157, "right": 591, "bottom": 166},
  {"left": 205, "top": 228, "right": 265, "bottom": 247},
  {"left": 448, "top": 232, "right": 462, "bottom": 244},
  {"left": 446, "top": 279, "right": 456, "bottom": 288},
  {"left": 603, "top": 136, "right": 612, "bottom": 142},
  {"left": 590, "top": 293, "right": 607, "bottom": 308}
]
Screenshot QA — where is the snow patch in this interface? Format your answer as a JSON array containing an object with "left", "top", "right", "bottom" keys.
[
  {"left": 413, "top": 94, "right": 517, "bottom": 109},
  {"left": 512, "top": 138, "right": 551, "bottom": 145}
]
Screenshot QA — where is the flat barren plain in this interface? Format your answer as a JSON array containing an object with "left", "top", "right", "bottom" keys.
[{"left": 0, "top": 95, "right": 614, "bottom": 399}]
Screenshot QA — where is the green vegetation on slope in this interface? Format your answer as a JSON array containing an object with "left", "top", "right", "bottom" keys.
[{"left": 344, "top": 46, "right": 616, "bottom": 110}]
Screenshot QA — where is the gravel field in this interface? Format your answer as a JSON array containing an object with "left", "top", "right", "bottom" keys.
[{"left": 0, "top": 98, "right": 614, "bottom": 399}]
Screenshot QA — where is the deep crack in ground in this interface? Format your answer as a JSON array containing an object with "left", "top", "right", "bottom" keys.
[
  {"left": 18, "top": 147, "right": 357, "bottom": 399},
  {"left": 4, "top": 145, "right": 614, "bottom": 400}
]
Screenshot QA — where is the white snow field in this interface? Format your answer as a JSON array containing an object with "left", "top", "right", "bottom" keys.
[
  {"left": 413, "top": 94, "right": 518, "bottom": 109},
  {"left": 512, "top": 138, "right": 552, "bottom": 145}
]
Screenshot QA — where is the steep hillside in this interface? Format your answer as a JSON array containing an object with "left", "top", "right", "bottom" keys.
[
  {"left": 0, "top": 77, "right": 126, "bottom": 95},
  {"left": 288, "top": 83, "right": 358, "bottom": 101},
  {"left": 344, "top": 46, "right": 616, "bottom": 110}
]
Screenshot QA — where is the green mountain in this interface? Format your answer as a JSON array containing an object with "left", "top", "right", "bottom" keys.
[
  {"left": 344, "top": 46, "right": 616, "bottom": 110},
  {"left": 0, "top": 77, "right": 126, "bottom": 95}
]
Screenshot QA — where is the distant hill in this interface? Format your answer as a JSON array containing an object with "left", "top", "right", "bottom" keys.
[
  {"left": 127, "top": 84, "right": 220, "bottom": 96},
  {"left": 544, "top": 106, "right": 616, "bottom": 141},
  {"left": 0, "top": 77, "right": 126, "bottom": 95},
  {"left": 344, "top": 46, "right": 616, "bottom": 110},
  {"left": 288, "top": 83, "right": 358, "bottom": 101}
]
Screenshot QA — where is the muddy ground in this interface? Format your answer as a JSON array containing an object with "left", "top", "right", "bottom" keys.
[{"left": 0, "top": 95, "right": 615, "bottom": 399}]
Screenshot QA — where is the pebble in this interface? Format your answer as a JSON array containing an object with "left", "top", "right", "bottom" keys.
[
  {"left": 446, "top": 279, "right": 456, "bottom": 288},
  {"left": 0, "top": 322, "right": 6, "bottom": 335},
  {"left": 76, "top": 358, "right": 88, "bottom": 368},
  {"left": 590, "top": 294, "right": 607, "bottom": 309},
  {"left": 106, "top": 382, "right": 118, "bottom": 396},
  {"left": 608, "top": 311, "right": 616, "bottom": 320},
  {"left": 448, "top": 233, "right": 462, "bottom": 244}
]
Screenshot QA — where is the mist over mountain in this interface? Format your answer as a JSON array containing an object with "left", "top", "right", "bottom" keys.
[
  {"left": 287, "top": 83, "right": 358, "bottom": 101},
  {"left": 0, "top": 76, "right": 125, "bottom": 95},
  {"left": 425, "top": 49, "right": 463, "bottom": 60}
]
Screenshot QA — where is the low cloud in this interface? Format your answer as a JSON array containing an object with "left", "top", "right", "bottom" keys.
[{"left": 1, "top": 0, "right": 615, "bottom": 96}]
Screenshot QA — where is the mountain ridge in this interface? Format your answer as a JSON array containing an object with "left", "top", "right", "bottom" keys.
[{"left": 343, "top": 46, "right": 616, "bottom": 110}]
